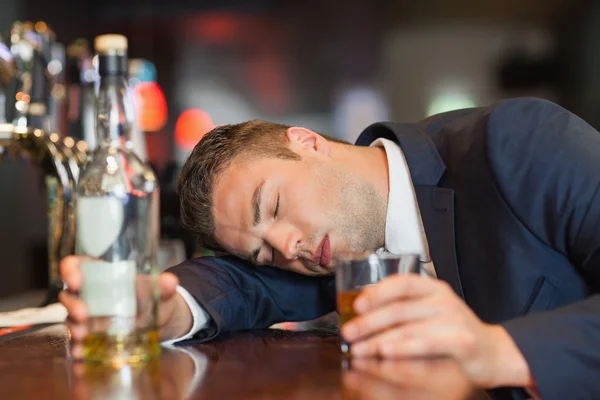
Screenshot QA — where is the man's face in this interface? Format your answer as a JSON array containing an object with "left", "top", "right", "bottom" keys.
[{"left": 212, "top": 128, "right": 387, "bottom": 276}]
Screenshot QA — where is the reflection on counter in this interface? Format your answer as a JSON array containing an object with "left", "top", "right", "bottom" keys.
[
  {"left": 69, "top": 345, "right": 208, "bottom": 400},
  {"left": 341, "top": 357, "right": 489, "bottom": 400}
]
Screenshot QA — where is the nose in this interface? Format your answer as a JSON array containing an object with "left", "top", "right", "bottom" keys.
[{"left": 265, "top": 222, "right": 303, "bottom": 261}]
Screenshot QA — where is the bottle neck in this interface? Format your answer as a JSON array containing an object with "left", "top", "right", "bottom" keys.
[
  {"left": 98, "top": 54, "right": 128, "bottom": 77},
  {"left": 95, "top": 54, "right": 135, "bottom": 149}
]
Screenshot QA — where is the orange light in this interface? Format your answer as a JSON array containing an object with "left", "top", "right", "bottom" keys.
[
  {"left": 35, "top": 21, "right": 47, "bottom": 33},
  {"left": 175, "top": 109, "right": 215, "bottom": 150},
  {"left": 132, "top": 82, "right": 168, "bottom": 132}
]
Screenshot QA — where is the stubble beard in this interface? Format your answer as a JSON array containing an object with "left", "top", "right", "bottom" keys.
[{"left": 323, "top": 163, "right": 387, "bottom": 255}]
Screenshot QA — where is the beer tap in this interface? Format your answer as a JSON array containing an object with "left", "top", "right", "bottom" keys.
[{"left": 0, "top": 21, "right": 87, "bottom": 304}]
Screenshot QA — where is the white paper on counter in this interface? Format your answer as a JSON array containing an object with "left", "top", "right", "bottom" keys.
[{"left": 0, "top": 303, "right": 67, "bottom": 327}]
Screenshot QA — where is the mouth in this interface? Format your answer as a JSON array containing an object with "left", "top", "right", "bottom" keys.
[{"left": 313, "top": 234, "right": 332, "bottom": 268}]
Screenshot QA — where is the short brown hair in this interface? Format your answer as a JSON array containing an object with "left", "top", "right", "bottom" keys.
[{"left": 177, "top": 119, "right": 347, "bottom": 251}]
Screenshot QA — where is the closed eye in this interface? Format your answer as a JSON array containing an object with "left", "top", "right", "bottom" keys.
[
  {"left": 251, "top": 248, "right": 260, "bottom": 264},
  {"left": 270, "top": 193, "right": 280, "bottom": 263}
]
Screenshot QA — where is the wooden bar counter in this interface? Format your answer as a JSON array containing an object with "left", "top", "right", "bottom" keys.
[{"left": 0, "top": 323, "right": 488, "bottom": 399}]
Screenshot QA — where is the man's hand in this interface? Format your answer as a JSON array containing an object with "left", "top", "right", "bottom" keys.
[
  {"left": 341, "top": 274, "right": 532, "bottom": 388},
  {"left": 58, "top": 256, "right": 193, "bottom": 359}
]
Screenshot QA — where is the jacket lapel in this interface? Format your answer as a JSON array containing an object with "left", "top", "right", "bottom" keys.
[
  {"left": 414, "top": 186, "right": 464, "bottom": 299},
  {"left": 357, "top": 122, "right": 464, "bottom": 299}
]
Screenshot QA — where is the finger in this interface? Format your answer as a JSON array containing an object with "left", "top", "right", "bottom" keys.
[
  {"left": 351, "top": 317, "right": 474, "bottom": 359},
  {"left": 355, "top": 275, "right": 450, "bottom": 313},
  {"left": 60, "top": 256, "right": 82, "bottom": 291},
  {"left": 342, "top": 297, "right": 444, "bottom": 341},
  {"left": 58, "top": 290, "right": 88, "bottom": 322},
  {"left": 159, "top": 272, "right": 179, "bottom": 301},
  {"left": 70, "top": 342, "right": 84, "bottom": 361},
  {"left": 66, "top": 317, "right": 88, "bottom": 342}
]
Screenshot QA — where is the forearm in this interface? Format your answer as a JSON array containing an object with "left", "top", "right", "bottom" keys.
[{"left": 166, "top": 256, "right": 336, "bottom": 335}]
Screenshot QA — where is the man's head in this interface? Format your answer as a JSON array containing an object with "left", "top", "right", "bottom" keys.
[{"left": 178, "top": 120, "right": 388, "bottom": 275}]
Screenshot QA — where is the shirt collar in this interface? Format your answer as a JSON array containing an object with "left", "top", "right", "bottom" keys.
[{"left": 370, "top": 138, "right": 432, "bottom": 263}]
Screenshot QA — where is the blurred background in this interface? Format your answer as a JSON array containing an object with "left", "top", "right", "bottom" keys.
[{"left": 0, "top": 0, "right": 597, "bottom": 300}]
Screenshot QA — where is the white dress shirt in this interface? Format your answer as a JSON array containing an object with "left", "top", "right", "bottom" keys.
[
  {"left": 164, "top": 138, "right": 435, "bottom": 344},
  {"left": 370, "top": 138, "right": 436, "bottom": 277}
]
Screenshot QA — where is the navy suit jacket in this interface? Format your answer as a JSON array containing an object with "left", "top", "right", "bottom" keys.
[{"left": 168, "top": 97, "right": 600, "bottom": 399}]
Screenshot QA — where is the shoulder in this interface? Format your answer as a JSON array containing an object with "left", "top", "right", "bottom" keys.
[
  {"left": 485, "top": 96, "right": 595, "bottom": 144},
  {"left": 485, "top": 97, "right": 599, "bottom": 162},
  {"left": 487, "top": 96, "right": 572, "bottom": 133}
]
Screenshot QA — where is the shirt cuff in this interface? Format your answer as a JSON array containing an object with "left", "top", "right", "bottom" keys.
[{"left": 161, "top": 285, "right": 211, "bottom": 345}]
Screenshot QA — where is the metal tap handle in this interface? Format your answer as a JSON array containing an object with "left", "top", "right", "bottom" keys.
[
  {"left": 0, "top": 125, "right": 72, "bottom": 303},
  {"left": 0, "top": 33, "right": 16, "bottom": 124},
  {"left": 0, "top": 21, "right": 89, "bottom": 304}
]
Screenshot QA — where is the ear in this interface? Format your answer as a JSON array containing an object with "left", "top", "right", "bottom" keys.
[{"left": 285, "top": 127, "right": 331, "bottom": 156}]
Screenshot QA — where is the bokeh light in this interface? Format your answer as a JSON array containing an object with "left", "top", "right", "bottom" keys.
[
  {"left": 174, "top": 108, "right": 215, "bottom": 150},
  {"left": 133, "top": 82, "right": 168, "bottom": 132}
]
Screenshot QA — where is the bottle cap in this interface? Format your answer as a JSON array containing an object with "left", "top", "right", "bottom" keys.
[
  {"left": 94, "top": 34, "right": 128, "bottom": 53},
  {"left": 95, "top": 34, "right": 128, "bottom": 75}
]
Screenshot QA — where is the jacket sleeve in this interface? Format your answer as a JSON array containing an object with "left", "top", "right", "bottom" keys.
[
  {"left": 166, "top": 255, "right": 336, "bottom": 343},
  {"left": 486, "top": 97, "right": 600, "bottom": 399}
]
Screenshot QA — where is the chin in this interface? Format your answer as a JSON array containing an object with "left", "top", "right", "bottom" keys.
[
  {"left": 301, "top": 262, "right": 331, "bottom": 276},
  {"left": 321, "top": 261, "right": 336, "bottom": 275},
  {"left": 311, "top": 270, "right": 333, "bottom": 277},
  {"left": 316, "top": 260, "right": 336, "bottom": 276}
]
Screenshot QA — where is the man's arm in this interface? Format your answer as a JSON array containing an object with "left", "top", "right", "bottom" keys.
[
  {"left": 487, "top": 97, "right": 600, "bottom": 399},
  {"left": 166, "top": 255, "right": 336, "bottom": 343}
]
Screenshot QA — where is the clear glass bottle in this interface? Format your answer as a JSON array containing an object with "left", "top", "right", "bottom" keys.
[{"left": 75, "top": 34, "right": 160, "bottom": 366}]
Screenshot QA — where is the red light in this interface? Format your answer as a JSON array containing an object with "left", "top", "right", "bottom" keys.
[
  {"left": 133, "top": 82, "right": 168, "bottom": 132},
  {"left": 192, "top": 13, "right": 240, "bottom": 44},
  {"left": 175, "top": 109, "right": 215, "bottom": 150}
]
